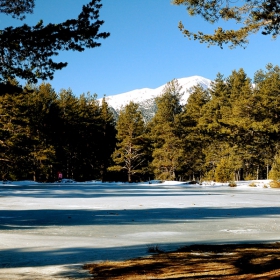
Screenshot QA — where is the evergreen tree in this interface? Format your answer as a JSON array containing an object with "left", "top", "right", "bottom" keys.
[
  {"left": 0, "top": 82, "right": 57, "bottom": 180},
  {"left": 173, "top": 0, "right": 280, "bottom": 48},
  {"left": 198, "top": 73, "right": 229, "bottom": 179},
  {"left": 180, "top": 85, "right": 210, "bottom": 180},
  {"left": 3, "top": 64, "right": 280, "bottom": 182},
  {"left": 149, "top": 79, "right": 184, "bottom": 180},
  {"left": 0, "top": 84, "right": 27, "bottom": 179},
  {"left": 73, "top": 93, "right": 103, "bottom": 180},
  {"left": 0, "top": 83, "right": 114, "bottom": 181},
  {"left": 0, "top": 0, "right": 109, "bottom": 83},
  {"left": 269, "top": 151, "right": 280, "bottom": 180},
  {"left": 222, "top": 69, "right": 256, "bottom": 178},
  {"left": 98, "top": 98, "right": 116, "bottom": 181},
  {"left": 109, "top": 102, "right": 146, "bottom": 182},
  {"left": 56, "top": 91, "right": 105, "bottom": 181},
  {"left": 199, "top": 73, "right": 229, "bottom": 138},
  {"left": 55, "top": 89, "right": 79, "bottom": 179},
  {"left": 24, "top": 83, "right": 58, "bottom": 181},
  {"left": 214, "top": 157, "right": 235, "bottom": 183},
  {"left": 252, "top": 64, "right": 280, "bottom": 178}
]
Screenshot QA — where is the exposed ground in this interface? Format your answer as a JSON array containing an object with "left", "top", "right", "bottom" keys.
[{"left": 84, "top": 243, "right": 280, "bottom": 279}]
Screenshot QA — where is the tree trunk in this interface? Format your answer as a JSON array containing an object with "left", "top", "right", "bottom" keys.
[{"left": 267, "top": 164, "right": 269, "bottom": 179}]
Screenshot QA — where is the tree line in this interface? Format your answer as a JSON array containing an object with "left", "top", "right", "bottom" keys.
[
  {"left": 2, "top": 64, "right": 280, "bottom": 182},
  {"left": 111, "top": 63, "right": 280, "bottom": 182},
  {"left": 0, "top": 81, "right": 116, "bottom": 181}
]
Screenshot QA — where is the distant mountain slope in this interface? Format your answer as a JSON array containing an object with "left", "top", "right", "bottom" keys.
[{"left": 100, "top": 76, "right": 212, "bottom": 121}]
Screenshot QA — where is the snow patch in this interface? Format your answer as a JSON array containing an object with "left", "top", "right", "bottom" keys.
[
  {"left": 123, "top": 232, "right": 183, "bottom": 238},
  {"left": 220, "top": 229, "right": 256, "bottom": 234},
  {"left": 100, "top": 76, "right": 212, "bottom": 110}
]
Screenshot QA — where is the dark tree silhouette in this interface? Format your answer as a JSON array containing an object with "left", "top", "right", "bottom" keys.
[
  {"left": 0, "top": 0, "right": 109, "bottom": 83},
  {"left": 173, "top": 0, "right": 280, "bottom": 48}
]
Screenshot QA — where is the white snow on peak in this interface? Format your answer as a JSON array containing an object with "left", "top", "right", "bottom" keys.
[{"left": 100, "top": 76, "right": 212, "bottom": 110}]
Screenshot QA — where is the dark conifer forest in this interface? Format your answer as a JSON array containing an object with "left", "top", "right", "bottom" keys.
[{"left": 2, "top": 64, "right": 280, "bottom": 182}]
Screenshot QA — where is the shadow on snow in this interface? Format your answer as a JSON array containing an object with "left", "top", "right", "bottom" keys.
[
  {"left": 1, "top": 239, "right": 280, "bottom": 269},
  {"left": 0, "top": 206, "right": 280, "bottom": 230}
]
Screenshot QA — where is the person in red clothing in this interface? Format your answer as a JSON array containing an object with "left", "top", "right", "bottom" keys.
[{"left": 57, "top": 172, "right": 63, "bottom": 182}]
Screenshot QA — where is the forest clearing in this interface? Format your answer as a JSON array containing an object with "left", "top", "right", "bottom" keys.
[{"left": 1, "top": 180, "right": 280, "bottom": 279}]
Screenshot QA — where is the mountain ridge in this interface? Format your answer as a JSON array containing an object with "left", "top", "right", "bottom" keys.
[{"left": 99, "top": 76, "right": 212, "bottom": 121}]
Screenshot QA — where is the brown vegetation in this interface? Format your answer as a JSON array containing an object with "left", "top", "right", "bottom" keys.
[
  {"left": 84, "top": 243, "right": 280, "bottom": 279},
  {"left": 228, "top": 181, "right": 237, "bottom": 187},
  {"left": 269, "top": 181, "right": 280, "bottom": 188}
]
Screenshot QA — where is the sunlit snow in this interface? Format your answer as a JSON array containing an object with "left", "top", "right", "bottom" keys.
[{"left": 100, "top": 76, "right": 211, "bottom": 110}]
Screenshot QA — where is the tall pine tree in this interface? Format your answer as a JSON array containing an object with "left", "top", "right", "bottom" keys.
[
  {"left": 180, "top": 85, "right": 210, "bottom": 180},
  {"left": 109, "top": 102, "right": 146, "bottom": 182},
  {"left": 149, "top": 79, "right": 184, "bottom": 180}
]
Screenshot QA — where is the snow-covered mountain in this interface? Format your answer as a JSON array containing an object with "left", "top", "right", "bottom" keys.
[{"left": 100, "top": 76, "right": 212, "bottom": 121}]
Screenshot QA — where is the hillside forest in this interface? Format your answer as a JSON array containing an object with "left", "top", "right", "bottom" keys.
[{"left": 2, "top": 64, "right": 280, "bottom": 183}]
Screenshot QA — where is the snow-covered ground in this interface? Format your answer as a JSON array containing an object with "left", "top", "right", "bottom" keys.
[
  {"left": 0, "top": 180, "right": 279, "bottom": 279},
  {"left": 101, "top": 76, "right": 211, "bottom": 110}
]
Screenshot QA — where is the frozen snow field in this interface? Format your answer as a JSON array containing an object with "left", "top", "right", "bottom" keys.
[{"left": 0, "top": 180, "right": 280, "bottom": 279}]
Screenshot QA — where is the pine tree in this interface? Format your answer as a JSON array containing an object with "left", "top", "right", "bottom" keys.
[
  {"left": 0, "top": 83, "right": 27, "bottom": 179},
  {"left": 99, "top": 98, "right": 116, "bottom": 181},
  {"left": 214, "top": 157, "right": 235, "bottom": 183},
  {"left": 269, "top": 152, "right": 280, "bottom": 180},
  {"left": 73, "top": 92, "right": 103, "bottom": 180},
  {"left": 55, "top": 89, "right": 79, "bottom": 179},
  {"left": 0, "top": 82, "right": 57, "bottom": 180},
  {"left": 252, "top": 64, "right": 280, "bottom": 178},
  {"left": 55, "top": 89, "right": 98, "bottom": 180},
  {"left": 24, "top": 83, "right": 58, "bottom": 181},
  {"left": 0, "top": 83, "right": 113, "bottom": 181},
  {"left": 109, "top": 102, "right": 146, "bottom": 182},
  {"left": 199, "top": 70, "right": 253, "bottom": 180},
  {"left": 0, "top": 0, "right": 109, "bottom": 83},
  {"left": 199, "top": 73, "right": 229, "bottom": 138},
  {"left": 180, "top": 85, "right": 210, "bottom": 180},
  {"left": 173, "top": 0, "right": 280, "bottom": 48},
  {"left": 198, "top": 73, "right": 229, "bottom": 179},
  {"left": 223, "top": 69, "right": 255, "bottom": 179},
  {"left": 149, "top": 79, "right": 184, "bottom": 180}
]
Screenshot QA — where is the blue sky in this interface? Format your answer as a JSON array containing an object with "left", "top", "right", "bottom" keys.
[{"left": 1, "top": 0, "right": 280, "bottom": 98}]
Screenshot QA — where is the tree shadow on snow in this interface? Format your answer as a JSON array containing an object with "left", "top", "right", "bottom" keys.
[
  {"left": 1, "top": 239, "right": 280, "bottom": 269},
  {"left": 0, "top": 183, "right": 225, "bottom": 198},
  {"left": 0, "top": 206, "right": 280, "bottom": 230}
]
